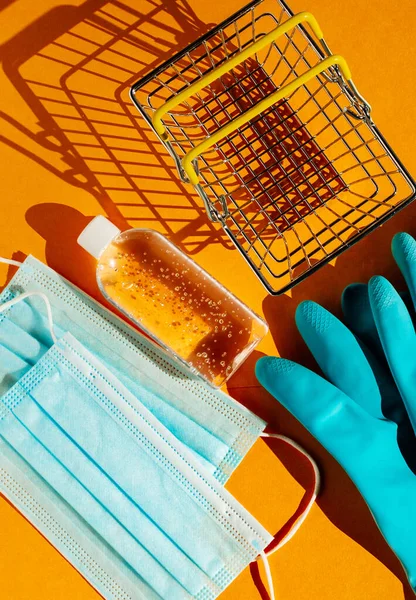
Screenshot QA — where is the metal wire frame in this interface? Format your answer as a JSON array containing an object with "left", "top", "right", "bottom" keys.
[{"left": 131, "top": 0, "right": 416, "bottom": 294}]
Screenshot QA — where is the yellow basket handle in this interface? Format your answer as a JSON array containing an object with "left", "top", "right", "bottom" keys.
[
  {"left": 153, "top": 12, "right": 323, "bottom": 142},
  {"left": 182, "top": 54, "right": 351, "bottom": 185}
]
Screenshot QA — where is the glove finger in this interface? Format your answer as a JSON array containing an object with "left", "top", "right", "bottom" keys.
[
  {"left": 392, "top": 232, "right": 416, "bottom": 310},
  {"left": 255, "top": 356, "right": 386, "bottom": 461},
  {"left": 342, "top": 282, "right": 413, "bottom": 424},
  {"left": 343, "top": 283, "right": 414, "bottom": 346},
  {"left": 295, "top": 301, "right": 383, "bottom": 419},
  {"left": 369, "top": 275, "right": 416, "bottom": 432}
]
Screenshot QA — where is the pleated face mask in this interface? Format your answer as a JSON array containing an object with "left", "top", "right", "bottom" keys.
[
  {"left": 0, "top": 258, "right": 320, "bottom": 600},
  {"left": 0, "top": 255, "right": 266, "bottom": 483},
  {"left": 0, "top": 290, "right": 273, "bottom": 600}
]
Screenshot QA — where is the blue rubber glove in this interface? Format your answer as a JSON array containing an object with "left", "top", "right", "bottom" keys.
[{"left": 256, "top": 232, "right": 416, "bottom": 590}]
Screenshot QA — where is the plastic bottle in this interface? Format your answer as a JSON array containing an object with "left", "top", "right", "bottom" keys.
[{"left": 78, "top": 215, "right": 268, "bottom": 386}]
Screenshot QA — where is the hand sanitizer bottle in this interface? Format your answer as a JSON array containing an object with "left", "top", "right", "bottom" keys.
[{"left": 78, "top": 215, "right": 268, "bottom": 387}]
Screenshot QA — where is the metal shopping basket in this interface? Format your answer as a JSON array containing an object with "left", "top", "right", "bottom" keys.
[{"left": 130, "top": 0, "right": 416, "bottom": 294}]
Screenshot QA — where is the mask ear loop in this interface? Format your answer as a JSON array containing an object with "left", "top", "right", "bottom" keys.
[
  {"left": 0, "top": 291, "right": 58, "bottom": 344},
  {"left": 0, "top": 256, "right": 57, "bottom": 343},
  {"left": 0, "top": 257, "right": 23, "bottom": 267},
  {"left": 255, "top": 433, "right": 320, "bottom": 600}
]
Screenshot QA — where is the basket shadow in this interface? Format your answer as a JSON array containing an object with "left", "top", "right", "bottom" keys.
[{"left": 0, "top": 0, "right": 229, "bottom": 255}]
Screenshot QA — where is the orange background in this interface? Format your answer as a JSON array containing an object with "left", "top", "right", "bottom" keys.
[{"left": 0, "top": 0, "right": 415, "bottom": 598}]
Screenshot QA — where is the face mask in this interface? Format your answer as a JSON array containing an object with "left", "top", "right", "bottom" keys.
[
  {"left": 0, "top": 290, "right": 273, "bottom": 599},
  {"left": 0, "top": 256, "right": 266, "bottom": 483},
  {"left": 0, "top": 260, "right": 320, "bottom": 600}
]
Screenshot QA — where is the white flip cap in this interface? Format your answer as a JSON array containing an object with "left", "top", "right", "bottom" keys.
[{"left": 77, "top": 215, "right": 121, "bottom": 259}]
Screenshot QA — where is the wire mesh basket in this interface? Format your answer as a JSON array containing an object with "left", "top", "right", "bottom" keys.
[{"left": 130, "top": 0, "right": 415, "bottom": 294}]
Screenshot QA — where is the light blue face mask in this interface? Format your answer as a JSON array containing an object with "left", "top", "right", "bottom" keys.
[
  {"left": 0, "top": 255, "right": 266, "bottom": 483},
  {"left": 0, "top": 290, "right": 273, "bottom": 600}
]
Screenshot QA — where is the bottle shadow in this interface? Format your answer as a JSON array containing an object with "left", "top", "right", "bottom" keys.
[
  {"left": 0, "top": 0, "right": 16, "bottom": 11},
  {"left": 227, "top": 205, "right": 416, "bottom": 599},
  {"left": 25, "top": 203, "right": 99, "bottom": 300}
]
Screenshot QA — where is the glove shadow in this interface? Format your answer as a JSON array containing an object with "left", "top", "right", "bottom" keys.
[{"left": 260, "top": 231, "right": 416, "bottom": 598}]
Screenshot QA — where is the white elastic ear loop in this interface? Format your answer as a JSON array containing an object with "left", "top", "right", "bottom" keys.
[
  {"left": 259, "top": 550, "right": 275, "bottom": 600},
  {"left": 0, "top": 291, "right": 58, "bottom": 344},
  {"left": 256, "top": 433, "right": 320, "bottom": 600},
  {"left": 0, "top": 257, "right": 23, "bottom": 268},
  {"left": 262, "top": 433, "right": 320, "bottom": 554},
  {"left": 0, "top": 256, "right": 56, "bottom": 343}
]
